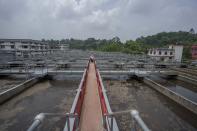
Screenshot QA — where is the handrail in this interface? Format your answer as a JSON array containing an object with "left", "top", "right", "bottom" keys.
[
  {"left": 131, "top": 110, "right": 150, "bottom": 131},
  {"left": 27, "top": 113, "right": 78, "bottom": 131},
  {"left": 104, "top": 110, "right": 150, "bottom": 131},
  {"left": 27, "top": 57, "right": 150, "bottom": 131},
  {"left": 63, "top": 59, "right": 90, "bottom": 131}
]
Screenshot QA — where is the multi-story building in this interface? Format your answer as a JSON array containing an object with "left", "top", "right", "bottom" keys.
[
  {"left": 0, "top": 39, "right": 49, "bottom": 60},
  {"left": 191, "top": 45, "right": 197, "bottom": 60},
  {"left": 148, "top": 44, "right": 183, "bottom": 62}
]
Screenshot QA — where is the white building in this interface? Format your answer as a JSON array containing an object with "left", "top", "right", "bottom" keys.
[
  {"left": 148, "top": 44, "right": 183, "bottom": 62},
  {"left": 0, "top": 39, "right": 49, "bottom": 59},
  {"left": 168, "top": 45, "right": 183, "bottom": 62},
  {"left": 60, "top": 44, "right": 69, "bottom": 51}
]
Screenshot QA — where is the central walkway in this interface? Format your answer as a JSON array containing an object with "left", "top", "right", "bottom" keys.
[{"left": 79, "top": 62, "right": 104, "bottom": 131}]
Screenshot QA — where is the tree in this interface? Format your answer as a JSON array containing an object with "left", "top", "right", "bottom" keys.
[
  {"left": 111, "top": 37, "right": 121, "bottom": 44},
  {"left": 123, "top": 40, "right": 144, "bottom": 54},
  {"left": 189, "top": 28, "right": 195, "bottom": 34}
]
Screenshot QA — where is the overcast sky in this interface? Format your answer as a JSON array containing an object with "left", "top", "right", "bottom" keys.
[{"left": 0, "top": 0, "right": 197, "bottom": 41}]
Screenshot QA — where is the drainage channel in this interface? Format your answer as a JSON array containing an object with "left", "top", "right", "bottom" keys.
[
  {"left": 0, "top": 75, "right": 79, "bottom": 131},
  {"left": 104, "top": 79, "right": 197, "bottom": 131},
  {"left": 149, "top": 75, "right": 197, "bottom": 103},
  {"left": 0, "top": 76, "right": 26, "bottom": 93}
]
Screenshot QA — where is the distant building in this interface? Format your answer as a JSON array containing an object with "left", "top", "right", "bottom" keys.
[
  {"left": 148, "top": 44, "right": 183, "bottom": 62},
  {"left": 191, "top": 45, "right": 197, "bottom": 60},
  {"left": 0, "top": 39, "right": 49, "bottom": 60},
  {"left": 169, "top": 44, "right": 183, "bottom": 62},
  {"left": 60, "top": 43, "right": 69, "bottom": 51}
]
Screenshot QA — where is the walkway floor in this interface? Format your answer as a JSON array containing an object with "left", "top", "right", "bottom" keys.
[{"left": 79, "top": 63, "right": 103, "bottom": 131}]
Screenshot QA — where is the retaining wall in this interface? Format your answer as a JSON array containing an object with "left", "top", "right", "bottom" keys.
[
  {"left": 144, "top": 77, "right": 197, "bottom": 115},
  {"left": 177, "top": 75, "right": 197, "bottom": 86},
  {"left": 0, "top": 76, "right": 44, "bottom": 104}
]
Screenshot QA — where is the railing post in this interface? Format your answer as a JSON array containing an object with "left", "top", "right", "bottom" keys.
[
  {"left": 131, "top": 116, "right": 136, "bottom": 131},
  {"left": 110, "top": 115, "right": 113, "bottom": 131},
  {"left": 75, "top": 113, "right": 79, "bottom": 129},
  {"left": 66, "top": 113, "right": 70, "bottom": 131},
  {"left": 103, "top": 114, "right": 106, "bottom": 128}
]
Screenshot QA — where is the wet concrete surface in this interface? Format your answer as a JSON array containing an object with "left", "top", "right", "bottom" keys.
[
  {"left": 104, "top": 79, "right": 197, "bottom": 131},
  {"left": 0, "top": 76, "right": 25, "bottom": 93},
  {"left": 169, "top": 79, "right": 197, "bottom": 92},
  {"left": 149, "top": 76, "right": 197, "bottom": 103},
  {"left": 164, "top": 79, "right": 197, "bottom": 103},
  {"left": 0, "top": 76, "right": 79, "bottom": 131}
]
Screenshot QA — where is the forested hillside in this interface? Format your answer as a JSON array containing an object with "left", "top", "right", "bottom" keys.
[
  {"left": 136, "top": 31, "right": 197, "bottom": 46},
  {"left": 43, "top": 30, "right": 197, "bottom": 60}
]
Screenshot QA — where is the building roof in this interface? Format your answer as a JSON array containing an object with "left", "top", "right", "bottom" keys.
[{"left": 0, "top": 39, "right": 47, "bottom": 44}]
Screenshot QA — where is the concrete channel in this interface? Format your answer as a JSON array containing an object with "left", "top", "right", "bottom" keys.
[
  {"left": 0, "top": 73, "right": 196, "bottom": 131},
  {"left": 0, "top": 59, "right": 197, "bottom": 131},
  {"left": 144, "top": 76, "right": 197, "bottom": 115},
  {"left": 0, "top": 76, "right": 25, "bottom": 93},
  {"left": 0, "top": 76, "right": 45, "bottom": 104},
  {"left": 177, "top": 75, "right": 197, "bottom": 86},
  {"left": 104, "top": 79, "right": 197, "bottom": 131},
  {"left": 162, "top": 78, "right": 197, "bottom": 101},
  {"left": 0, "top": 75, "right": 79, "bottom": 131}
]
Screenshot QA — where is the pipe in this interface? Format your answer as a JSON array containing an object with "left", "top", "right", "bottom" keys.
[
  {"left": 130, "top": 110, "right": 150, "bottom": 131},
  {"left": 27, "top": 113, "right": 45, "bottom": 131}
]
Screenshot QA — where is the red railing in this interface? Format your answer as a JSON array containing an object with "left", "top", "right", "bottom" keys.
[{"left": 70, "top": 56, "right": 110, "bottom": 130}]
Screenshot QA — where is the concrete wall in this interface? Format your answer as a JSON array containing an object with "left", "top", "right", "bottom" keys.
[
  {"left": 0, "top": 76, "right": 42, "bottom": 104},
  {"left": 173, "top": 45, "right": 183, "bottom": 62},
  {"left": 144, "top": 77, "right": 197, "bottom": 115},
  {"left": 177, "top": 75, "right": 197, "bottom": 86}
]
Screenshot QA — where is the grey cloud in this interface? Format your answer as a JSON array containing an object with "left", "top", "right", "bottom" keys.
[
  {"left": 0, "top": 0, "right": 197, "bottom": 41},
  {"left": 0, "top": 0, "right": 28, "bottom": 20}
]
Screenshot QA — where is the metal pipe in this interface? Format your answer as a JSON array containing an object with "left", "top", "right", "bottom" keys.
[
  {"left": 27, "top": 113, "right": 45, "bottom": 131},
  {"left": 27, "top": 120, "right": 41, "bottom": 131},
  {"left": 130, "top": 110, "right": 150, "bottom": 131}
]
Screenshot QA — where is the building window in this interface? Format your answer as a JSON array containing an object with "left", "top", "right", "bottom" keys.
[
  {"left": 159, "top": 51, "right": 161, "bottom": 55},
  {"left": 169, "top": 57, "right": 172, "bottom": 59},
  {"left": 154, "top": 51, "right": 156, "bottom": 54},
  {"left": 11, "top": 45, "right": 15, "bottom": 49},
  {"left": 0, "top": 45, "right": 5, "bottom": 49},
  {"left": 22, "top": 45, "right": 28, "bottom": 49},
  {"left": 161, "top": 57, "right": 164, "bottom": 61},
  {"left": 170, "top": 52, "right": 173, "bottom": 55},
  {"left": 165, "top": 51, "right": 167, "bottom": 55}
]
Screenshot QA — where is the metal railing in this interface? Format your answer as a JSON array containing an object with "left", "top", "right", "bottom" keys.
[
  {"left": 27, "top": 110, "right": 149, "bottom": 131},
  {"left": 27, "top": 113, "right": 79, "bottom": 131},
  {"left": 104, "top": 110, "right": 150, "bottom": 131},
  {"left": 131, "top": 110, "right": 150, "bottom": 131}
]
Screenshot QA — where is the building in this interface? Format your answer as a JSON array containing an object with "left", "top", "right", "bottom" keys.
[
  {"left": 148, "top": 44, "right": 183, "bottom": 62},
  {"left": 191, "top": 45, "right": 197, "bottom": 60},
  {"left": 148, "top": 48, "right": 174, "bottom": 62},
  {"left": 168, "top": 44, "right": 183, "bottom": 62},
  {"left": 60, "top": 43, "right": 69, "bottom": 51},
  {"left": 0, "top": 39, "right": 49, "bottom": 60}
]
